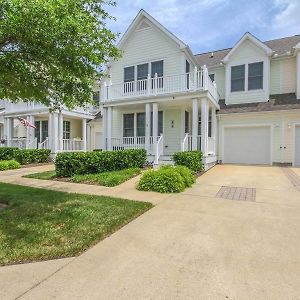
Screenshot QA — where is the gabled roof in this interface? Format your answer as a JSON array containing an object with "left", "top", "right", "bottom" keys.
[
  {"left": 195, "top": 34, "right": 300, "bottom": 68},
  {"left": 222, "top": 32, "right": 273, "bottom": 63},
  {"left": 118, "top": 9, "right": 187, "bottom": 49}
]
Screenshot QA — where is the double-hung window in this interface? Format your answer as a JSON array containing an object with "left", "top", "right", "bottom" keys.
[
  {"left": 124, "top": 66, "right": 135, "bottom": 93},
  {"left": 63, "top": 121, "right": 70, "bottom": 140},
  {"left": 151, "top": 60, "right": 164, "bottom": 88},
  {"left": 136, "top": 113, "right": 145, "bottom": 136},
  {"left": 248, "top": 62, "right": 263, "bottom": 90},
  {"left": 231, "top": 65, "right": 245, "bottom": 92},
  {"left": 137, "top": 63, "right": 148, "bottom": 91},
  {"left": 123, "top": 114, "right": 134, "bottom": 137}
]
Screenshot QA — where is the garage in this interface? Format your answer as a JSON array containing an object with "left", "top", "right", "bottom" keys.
[
  {"left": 295, "top": 125, "right": 300, "bottom": 166},
  {"left": 223, "top": 126, "right": 271, "bottom": 165}
]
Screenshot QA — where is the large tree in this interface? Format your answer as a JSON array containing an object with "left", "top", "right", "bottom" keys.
[{"left": 0, "top": 0, "right": 120, "bottom": 109}]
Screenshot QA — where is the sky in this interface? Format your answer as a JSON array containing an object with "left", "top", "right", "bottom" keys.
[{"left": 105, "top": 0, "right": 300, "bottom": 54}]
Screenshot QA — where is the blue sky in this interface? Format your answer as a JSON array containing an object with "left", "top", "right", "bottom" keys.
[{"left": 106, "top": 0, "right": 299, "bottom": 54}]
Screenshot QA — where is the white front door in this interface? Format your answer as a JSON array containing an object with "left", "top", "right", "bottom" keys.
[
  {"left": 295, "top": 125, "right": 300, "bottom": 166},
  {"left": 223, "top": 126, "right": 271, "bottom": 165}
]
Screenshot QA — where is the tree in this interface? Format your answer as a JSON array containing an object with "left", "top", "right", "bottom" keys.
[{"left": 0, "top": 0, "right": 120, "bottom": 109}]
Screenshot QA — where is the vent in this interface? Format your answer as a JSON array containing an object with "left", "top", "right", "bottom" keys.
[{"left": 136, "top": 20, "right": 151, "bottom": 31}]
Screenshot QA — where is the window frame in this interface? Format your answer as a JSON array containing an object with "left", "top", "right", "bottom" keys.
[
  {"left": 63, "top": 120, "right": 71, "bottom": 140},
  {"left": 231, "top": 64, "right": 245, "bottom": 92},
  {"left": 248, "top": 61, "right": 263, "bottom": 91},
  {"left": 123, "top": 113, "right": 135, "bottom": 137}
]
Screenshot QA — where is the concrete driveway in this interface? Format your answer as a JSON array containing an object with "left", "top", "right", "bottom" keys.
[{"left": 2, "top": 165, "right": 300, "bottom": 299}]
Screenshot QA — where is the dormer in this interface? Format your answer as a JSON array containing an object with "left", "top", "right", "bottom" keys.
[{"left": 223, "top": 33, "right": 273, "bottom": 105}]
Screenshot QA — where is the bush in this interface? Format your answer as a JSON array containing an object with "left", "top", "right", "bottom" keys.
[
  {"left": 172, "top": 151, "right": 203, "bottom": 172},
  {"left": 137, "top": 165, "right": 195, "bottom": 193},
  {"left": 13, "top": 149, "right": 51, "bottom": 165},
  {"left": 0, "top": 160, "right": 20, "bottom": 171},
  {"left": 55, "top": 149, "right": 147, "bottom": 177},
  {"left": 0, "top": 147, "right": 18, "bottom": 160}
]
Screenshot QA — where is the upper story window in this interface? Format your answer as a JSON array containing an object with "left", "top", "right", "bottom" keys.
[
  {"left": 248, "top": 62, "right": 263, "bottom": 90},
  {"left": 92, "top": 91, "right": 100, "bottom": 105},
  {"left": 137, "top": 63, "right": 148, "bottom": 81},
  {"left": 124, "top": 66, "right": 135, "bottom": 83},
  {"left": 151, "top": 60, "right": 163, "bottom": 78},
  {"left": 231, "top": 64, "right": 245, "bottom": 92}
]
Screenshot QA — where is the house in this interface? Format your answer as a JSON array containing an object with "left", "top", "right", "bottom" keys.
[
  {"left": 100, "top": 9, "right": 300, "bottom": 168},
  {"left": 0, "top": 90, "right": 103, "bottom": 153}
]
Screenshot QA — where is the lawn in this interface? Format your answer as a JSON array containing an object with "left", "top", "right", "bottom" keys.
[
  {"left": 0, "top": 183, "right": 152, "bottom": 265},
  {"left": 24, "top": 168, "right": 141, "bottom": 187}
]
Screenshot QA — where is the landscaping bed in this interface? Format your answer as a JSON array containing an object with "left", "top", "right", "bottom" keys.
[
  {"left": 0, "top": 182, "right": 152, "bottom": 265},
  {"left": 24, "top": 167, "right": 142, "bottom": 187}
]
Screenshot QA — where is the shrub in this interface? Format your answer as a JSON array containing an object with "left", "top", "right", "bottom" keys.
[
  {"left": 13, "top": 149, "right": 51, "bottom": 165},
  {"left": 55, "top": 149, "right": 147, "bottom": 177},
  {"left": 137, "top": 165, "right": 195, "bottom": 193},
  {"left": 0, "top": 160, "right": 20, "bottom": 171},
  {"left": 172, "top": 151, "right": 203, "bottom": 172},
  {"left": 0, "top": 147, "right": 18, "bottom": 160}
]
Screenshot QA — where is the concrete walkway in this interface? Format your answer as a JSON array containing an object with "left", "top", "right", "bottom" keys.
[
  {"left": 0, "top": 164, "right": 169, "bottom": 205},
  {"left": 1, "top": 165, "right": 300, "bottom": 299}
]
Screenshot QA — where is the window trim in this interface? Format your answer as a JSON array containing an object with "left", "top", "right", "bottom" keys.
[
  {"left": 248, "top": 61, "right": 264, "bottom": 91},
  {"left": 231, "top": 64, "right": 245, "bottom": 92},
  {"left": 63, "top": 120, "right": 71, "bottom": 140},
  {"left": 123, "top": 113, "right": 135, "bottom": 138}
]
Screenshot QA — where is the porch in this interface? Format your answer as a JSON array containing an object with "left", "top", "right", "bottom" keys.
[{"left": 102, "top": 96, "right": 218, "bottom": 166}]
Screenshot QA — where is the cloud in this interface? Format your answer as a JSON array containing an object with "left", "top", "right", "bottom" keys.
[{"left": 105, "top": 0, "right": 299, "bottom": 53}]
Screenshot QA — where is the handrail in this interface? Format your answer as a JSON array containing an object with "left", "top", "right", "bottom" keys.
[
  {"left": 28, "top": 137, "right": 37, "bottom": 149},
  {"left": 181, "top": 133, "right": 189, "bottom": 151},
  {"left": 154, "top": 134, "right": 163, "bottom": 164},
  {"left": 38, "top": 137, "right": 49, "bottom": 149}
]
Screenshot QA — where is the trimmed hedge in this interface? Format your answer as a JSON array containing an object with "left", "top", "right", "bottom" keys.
[
  {"left": 0, "top": 147, "right": 18, "bottom": 160},
  {"left": 172, "top": 151, "right": 203, "bottom": 172},
  {"left": 55, "top": 149, "right": 147, "bottom": 177},
  {"left": 137, "top": 165, "right": 195, "bottom": 193},
  {"left": 13, "top": 149, "right": 51, "bottom": 165},
  {"left": 0, "top": 148, "right": 51, "bottom": 165},
  {"left": 0, "top": 160, "right": 20, "bottom": 171}
]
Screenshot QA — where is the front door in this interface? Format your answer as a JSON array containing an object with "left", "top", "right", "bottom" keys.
[{"left": 35, "top": 120, "right": 48, "bottom": 144}]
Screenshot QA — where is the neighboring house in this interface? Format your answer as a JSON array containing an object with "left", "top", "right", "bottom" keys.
[
  {"left": 100, "top": 9, "right": 300, "bottom": 168},
  {"left": 0, "top": 89, "right": 103, "bottom": 153}
]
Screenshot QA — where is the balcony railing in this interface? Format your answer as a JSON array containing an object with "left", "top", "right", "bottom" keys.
[{"left": 102, "top": 66, "right": 219, "bottom": 103}]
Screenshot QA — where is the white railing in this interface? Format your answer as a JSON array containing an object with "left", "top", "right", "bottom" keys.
[
  {"left": 102, "top": 66, "right": 219, "bottom": 102},
  {"left": 28, "top": 137, "right": 37, "bottom": 149},
  {"left": 38, "top": 138, "right": 50, "bottom": 150},
  {"left": 181, "top": 133, "right": 193, "bottom": 151},
  {"left": 110, "top": 136, "right": 153, "bottom": 151},
  {"left": 154, "top": 134, "right": 164, "bottom": 164},
  {"left": 62, "top": 139, "right": 85, "bottom": 151},
  {"left": 10, "top": 138, "right": 27, "bottom": 149},
  {"left": 207, "top": 137, "right": 216, "bottom": 154}
]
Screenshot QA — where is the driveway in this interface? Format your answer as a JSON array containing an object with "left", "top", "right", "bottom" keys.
[{"left": 2, "top": 165, "right": 300, "bottom": 299}]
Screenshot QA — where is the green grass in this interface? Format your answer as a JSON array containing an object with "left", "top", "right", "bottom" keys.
[
  {"left": 0, "top": 182, "right": 152, "bottom": 265},
  {"left": 24, "top": 168, "right": 141, "bottom": 187}
]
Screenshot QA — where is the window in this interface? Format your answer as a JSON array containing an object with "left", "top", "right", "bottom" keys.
[
  {"left": 151, "top": 60, "right": 164, "bottom": 89},
  {"left": 231, "top": 64, "right": 245, "bottom": 92},
  {"left": 92, "top": 91, "right": 100, "bottom": 105},
  {"left": 151, "top": 111, "right": 163, "bottom": 136},
  {"left": 185, "top": 111, "right": 189, "bottom": 133},
  {"left": 35, "top": 121, "right": 48, "bottom": 144},
  {"left": 123, "top": 114, "right": 134, "bottom": 137},
  {"left": 137, "top": 113, "right": 145, "bottom": 136},
  {"left": 186, "top": 60, "right": 190, "bottom": 89},
  {"left": 124, "top": 66, "right": 135, "bottom": 82},
  {"left": 63, "top": 121, "right": 70, "bottom": 140},
  {"left": 137, "top": 63, "right": 148, "bottom": 91},
  {"left": 41, "top": 121, "right": 48, "bottom": 142},
  {"left": 248, "top": 62, "right": 263, "bottom": 90},
  {"left": 209, "top": 74, "right": 215, "bottom": 82},
  {"left": 198, "top": 112, "right": 212, "bottom": 137}
]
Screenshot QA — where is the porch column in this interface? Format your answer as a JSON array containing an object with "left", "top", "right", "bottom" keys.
[
  {"left": 52, "top": 113, "right": 59, "bottom": 153},
  {"left": 152, "top": 103, "right": 158, "bottom": 142},
  {"left": 82, "top": 118, "right": 87, "bottom": 151},
  {"left": 4, "top": 117, "right": 13, "bottom": 146},
  {"left": 29, "top": 116, "right": 35, "bottom": 147},
  {"left": 58, "top": 113, "right": 63, "bottom": 151},
  {"left": 26, "top": 116, "right": 30, "bottom": 149},
  {"left": 211, "top": 107, "right": 217, "bottom": 154},
  {"left": 192, "top": 98, "right": 198, "bottom": 150},
  {"left": 145, "top": 103, "right": 151, "bottom": 152},
  {"left": 48, "top": 113, "right": 53, "bottom": 150},
  {"left": 107, "top": 106, "right": 112, "bottom": 150},
  {"left": 201, "top": 98, "right": 209, "bottom": 156},
  {"left": 102, "top": 107, "right": 107, "bottom": 150}
]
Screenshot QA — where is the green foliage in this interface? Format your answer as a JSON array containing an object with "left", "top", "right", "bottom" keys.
[
  {"left": 0, "top": 182, "right": 152, "bottom": 265},
  {"left": 71, "top": 168, "right": 141, "bottom": 187},
  {"left": 13, "top": 149, "right": 51, "bottom": 165},
  {"left": 173, "top": 151, "right": 203, "bottom": 172},
  {"left": 55, "top": 149, "right": 147, "bottom": 177},
  {"left": 137, "top": 165, "right": 195, "bottom": 193},
  {"left": 0, "top": 147, "right": 18, "bottom": 160},
  {"left": 0, "top": 0, "right": 120, "bottom": 109},
  {"left": 24, "top": 170, "right": 56, "bottom": 180},
  {"left": 0, "top": 160, "right": 20, "bottom": 171}
]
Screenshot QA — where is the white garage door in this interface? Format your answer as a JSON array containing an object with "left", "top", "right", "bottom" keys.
[
  {"left": 223, "top": 126, "right": 271, "bottom": 165},
  {"left": 295, "top": 126, "right": 300, "bottom": 166}
]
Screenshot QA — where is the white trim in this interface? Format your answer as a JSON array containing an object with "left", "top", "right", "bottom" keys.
[
  {"left": 292, "top": 122, "right": 300, "bottom": 166},
  {"left": 221, "top": 124, "right": 273, "bottom": 165},
  {"left": 222, "top": 32, "right": 273, "bottom": 63}
]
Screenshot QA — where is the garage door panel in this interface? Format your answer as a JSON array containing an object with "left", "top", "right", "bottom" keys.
[
  {"left": 295, "top": 126, "right": 300, "bottom": 166},
  {"left": 223, "top": 126, "right": 271, "bottom": 165}
]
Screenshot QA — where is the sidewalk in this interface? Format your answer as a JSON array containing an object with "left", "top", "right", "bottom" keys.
[{"left": 0, "top": 164, "right": 169, "bottom": 205}]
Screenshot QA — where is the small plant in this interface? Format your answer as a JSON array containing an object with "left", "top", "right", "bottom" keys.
[
  {"left": 0, "top": 147, "right": 18, "bottom": 160},
  {"left": 137, "top": 165, "right": 195, "bottom": 193},
  {"left": 13, "top": 149, "right": 51, "bottom": 165},
  {"left": 172, "top": 151, "right": 203, "bottom": 172},
  {"left": 0, "top": 160, "right": 21, "bottom": 171}
]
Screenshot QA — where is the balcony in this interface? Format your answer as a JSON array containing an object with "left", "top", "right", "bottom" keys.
[{"left": 101, "top": 67, "right": 219, "bottom": 103}]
